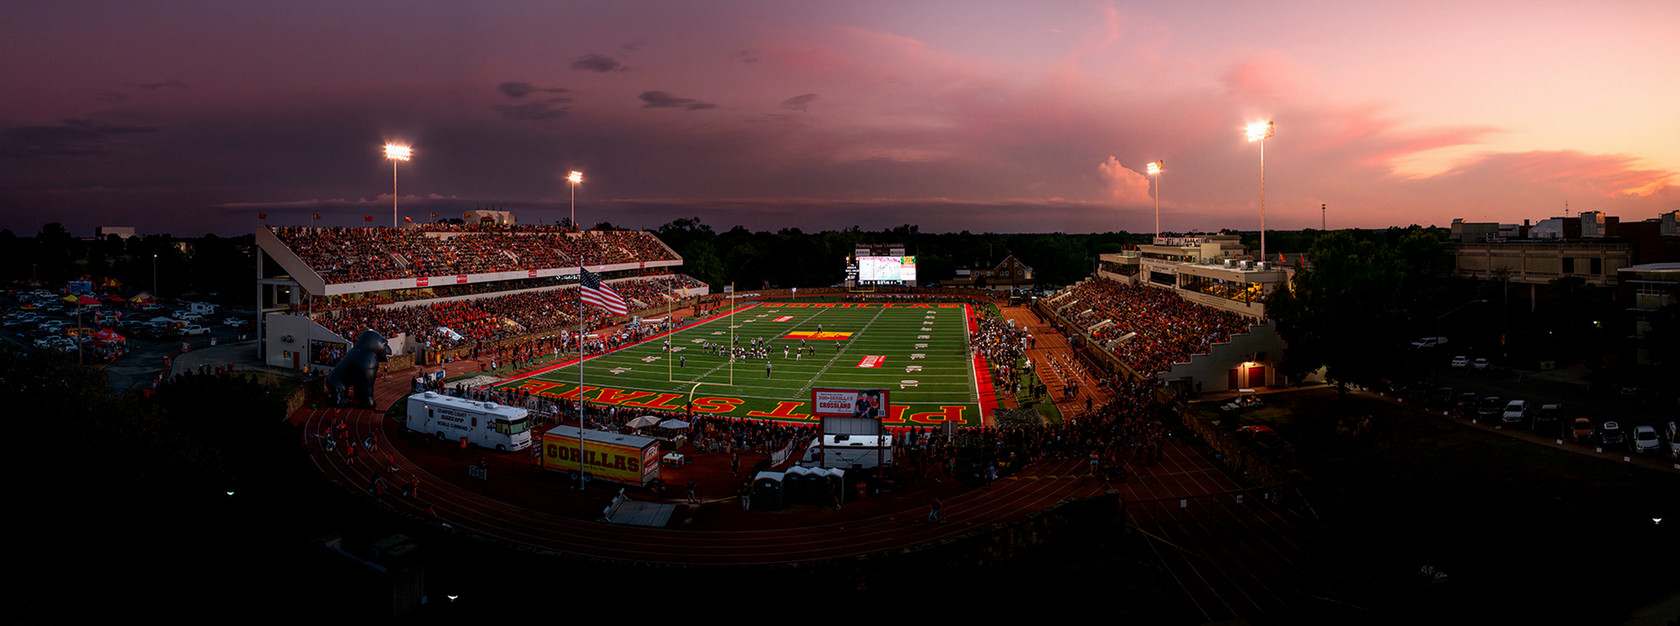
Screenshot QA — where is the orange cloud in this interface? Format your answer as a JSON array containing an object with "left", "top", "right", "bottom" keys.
[{"left": 1098, "top": 156, "right": 1152, "bottom": 205}]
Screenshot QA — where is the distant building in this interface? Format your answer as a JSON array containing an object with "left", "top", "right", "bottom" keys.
[
  {"left": 1446, "top": 211, "right": 1680, "bottom": 289},
  {"left": 463, "top": 210, "right": 515, "bottom": 226},
  {"left": 96, "top": 226, "right": 138, "bottom": 239},
  {"left": 946, "top": 254, "right": 1034, "bottom": 291},
  {"left": 1098, "top": 234, "right": 1287, "bottom": 321}
]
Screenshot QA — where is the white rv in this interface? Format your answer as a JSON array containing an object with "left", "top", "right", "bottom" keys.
[{"left": 406, "top": 392, "right": 532, "bottom": 452}]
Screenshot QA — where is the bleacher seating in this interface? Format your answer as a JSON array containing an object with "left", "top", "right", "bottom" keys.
[
  {"left": 269, "top": 226, "right": 678, "bottom": 285},
  {"left": 1049, "top": 277, "right": 1253, "bottom": 376}
]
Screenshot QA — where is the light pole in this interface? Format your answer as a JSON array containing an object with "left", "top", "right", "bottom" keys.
[
  {"left": 567, "top": 170, "right": 583, "bottom": 229},
  {"left": 152, "top": 254, "right": 158, "bottom": 297},
  {"left": 384, "top": 144, "right": 411, "bottom": 228},
  {"left": 1147, "top": 160, "right": 1164, "bottom": 239},
  {"left": 1434, "top": 299, "right": 1489, "bottom": 404},
  {"left": 1246, "top": 121, "right": 1274, "bottom": 262}
]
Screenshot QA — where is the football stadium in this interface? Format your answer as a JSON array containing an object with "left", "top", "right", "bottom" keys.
[
  {"left": 235, "top": 216, "right": 1338, "bottom": 620},
  {"left": 16, "top": 5, "right": 1680, "bottom": 622}
]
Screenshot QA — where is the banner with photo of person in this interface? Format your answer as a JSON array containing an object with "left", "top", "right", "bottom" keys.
[{"left": 810, "top": 388, "right": 890, "bottom": 420}]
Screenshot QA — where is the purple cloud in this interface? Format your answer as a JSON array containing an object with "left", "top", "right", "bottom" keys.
[
  {"left": 572, "top": 53, "right": 628, "bottom": 73},
  {"left": 639, "top": 91, "right": 716, "bottom": 111}
]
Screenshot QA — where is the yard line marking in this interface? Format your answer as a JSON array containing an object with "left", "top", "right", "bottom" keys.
[{"left": 798, "top": 306, "right": 887, "bottom": 395}]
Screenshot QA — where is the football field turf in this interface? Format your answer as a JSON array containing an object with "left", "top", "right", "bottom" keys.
[{"left": 496, "top": 302, "right": 991, "bottom": 427}]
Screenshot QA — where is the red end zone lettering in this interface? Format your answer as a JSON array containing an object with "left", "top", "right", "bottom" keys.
[
  {"left": 745, "top": 401, "right": 813, "bottom": 421},
  {"left": 907, "top": 406, "right": 966, "bottom": 425},
  {"left": 773, "top": 316, "right": 794, "bottom": 322},
  {"left": 856, "top": 355, "right": 885, "bottom": 368}
]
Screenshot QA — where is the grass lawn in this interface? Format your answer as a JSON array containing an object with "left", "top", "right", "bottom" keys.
[
  {"left": 495, "top": 302, "right": 988, "bottom": 427},
  {"left": 1204, "top": 387, "right": 1680, "bottom": 623}
]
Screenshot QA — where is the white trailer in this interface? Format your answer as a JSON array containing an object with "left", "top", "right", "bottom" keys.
[
  {"left": 804, "top": 434, "right": 893, "bottom": 469},
  {"left": 406, "top": 392, "right": 533, "bottom": 452}
]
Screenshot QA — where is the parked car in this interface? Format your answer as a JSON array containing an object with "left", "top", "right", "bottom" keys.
[
  {"left": 223, "top": 317, "right": 250, "bottom": 328},
  {"left": 1600, "top": 421, "right": 1627, "bottom": 448},
  {"left": 1472, "top": 357, "right": 1491, "bottom": 370},
  {"left": 1632, "top": 425, "right": 1661, "bottom": 454},
  {"left": 1432, "top": 387, "right": 1455, "bottom": 407},
  {"left": 1531, "top": 403, "right": 1563, "bottom": 433},
  {"left": 179, "top": 325, "right": 212, "bottom": 336},
  {"left": 1570, "top": 418, "right": 1595, "bottom": 444},
  {"left": 1450, "top": 356, "right": 1469, "bottom": 368},
  {"left": 1456, "top": 392, "right": 1480, "bottom": 415},
  {"left": 1477, "top": 396, "right": 1503, "bottom": 418},
  {"left": 1500, "top": 400, "right": 1528, "bottom": 425}
]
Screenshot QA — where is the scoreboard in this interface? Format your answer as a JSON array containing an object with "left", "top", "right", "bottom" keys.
[{"left": 849, "top": 244, "right": 916, "bottom": 287}]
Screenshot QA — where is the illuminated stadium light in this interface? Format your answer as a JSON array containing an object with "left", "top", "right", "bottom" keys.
[
  {"left": 568, "top": 170, "right": 584, "bottom": 228},
  {"left": 1147, "top": 160, "right": 1164, "bottom": 238},
  {"left": 1245, "top": 121, "right": 1274, "bottom": 261},
  {"left": 385, "top": 144, "right": 412, "bottom": 228}
]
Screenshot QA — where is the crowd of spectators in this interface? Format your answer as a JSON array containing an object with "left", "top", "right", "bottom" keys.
[
  {"left": 270, "top": 226, "right": 679, "bottom": 285},
  {"left": 317, "top": 275, "right": 702, "bottom": 350},
  {"left": 973, "top": 309, "right": 1028, "bottom": 396},
  {"left": 952, "top": 376, "right": 1176, "bottom": 480},
  {"left": 1050, "top": 277, "right": 1255, "bottom": 377}
]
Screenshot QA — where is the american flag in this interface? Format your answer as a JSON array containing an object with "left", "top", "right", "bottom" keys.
[{"left": 579, "top": 269, "right": 627, "bottom": 315}]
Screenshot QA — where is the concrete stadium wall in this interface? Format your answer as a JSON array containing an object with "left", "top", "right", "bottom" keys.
[{"left": 1158, "top": 322, "right": 1286, "bottom": 392}]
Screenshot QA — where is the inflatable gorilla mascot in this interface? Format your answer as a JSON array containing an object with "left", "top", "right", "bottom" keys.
[{"left": 326, "top": 329, "right": 391, "bottom": 409}]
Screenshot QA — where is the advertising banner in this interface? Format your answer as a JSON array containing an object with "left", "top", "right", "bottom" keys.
[
  {"left": 810, "top": 388, "right": 889, "bottom": 420},
  {"left": 541, "top": 426, "right": 661, "bottom": 486}
]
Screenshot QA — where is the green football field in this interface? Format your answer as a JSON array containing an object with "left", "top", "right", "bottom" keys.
[{"left": 495, "top": 302, "right": 990, "bottom": 427}]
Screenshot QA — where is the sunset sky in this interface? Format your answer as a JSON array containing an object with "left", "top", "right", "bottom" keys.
[{"left": 4, "top": 0, "right": 1677, "bottom": 237}]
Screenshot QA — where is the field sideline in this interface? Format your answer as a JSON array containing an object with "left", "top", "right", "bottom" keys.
[{"left": 494, "top": 301, "right": 994, "bottom": 427}]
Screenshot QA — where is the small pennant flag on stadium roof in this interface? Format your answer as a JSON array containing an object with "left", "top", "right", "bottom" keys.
[
  {"left": 579, "top": 269, "right": 628, "bottom": 316},
  {"left": 311, "top": 214, "right": 320, "bottom": 220},
  {"left": 430, "top": 212, "right": 438, "bottom": 218},
  {"left": 404, "top": 216, "right": 413, "bottom": 223},
  {"left": 258, "top": 211, "right": 267, "bottom": 220},
  {"left": 364, "top": 215, "right": 373, "bottom": 222}
]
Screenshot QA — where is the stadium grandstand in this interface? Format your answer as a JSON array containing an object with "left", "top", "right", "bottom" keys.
[
  {"left": 1040, "top": 234, "right": 1290, "bottom": 393},
  {"left": 254, "top": 221, "right": 707, "bottom": 372}
]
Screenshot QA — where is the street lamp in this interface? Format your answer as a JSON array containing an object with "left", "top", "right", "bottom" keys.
[
  {"left": 1246, "top": 120, "right": 1274, "bottom": 263},
  {"left": 567, "top": 170, "right": 583, "bottom": 229},
  {"left": 1146, "top": 160, "right": 1164, "bottom": 239},
  {"left": 384, "top": 144, "right": 411, "bottom": 228},
  {"left": 1434, "top": 299, "right": 1489, "bottom": 410}
]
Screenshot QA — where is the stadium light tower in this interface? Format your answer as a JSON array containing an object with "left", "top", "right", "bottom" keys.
[
  {"left": 384, "top": 144, "right": 411, "bottom": 228},
  {"left": 1147, "top": 160, "right": 1164, "bottom": 239},
  {"left": 1245, "top": 121, "right": 1274, "bottom": 263},
  {"left": 567, "top": 170, "right": 584, "bottom": 229}
]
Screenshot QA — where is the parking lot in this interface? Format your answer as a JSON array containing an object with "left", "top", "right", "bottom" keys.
[
  {"left": 1404, "top": 356, "right": 1680, "bottom": 470},
  {"left": 1, "top": 289, "right": 254, "bottom": 391}
]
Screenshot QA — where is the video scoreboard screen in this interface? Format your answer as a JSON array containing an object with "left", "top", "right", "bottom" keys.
[{"left": 850, "top": 244, "right": 917, "bottom": 286}]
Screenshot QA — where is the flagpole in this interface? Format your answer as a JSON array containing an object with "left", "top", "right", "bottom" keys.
[
  {"left": 728, "top": 284, "right": 734, "bottom": 386},
  {"left": 577, "top": 266, "right": 586, "bottom": 492},
  {"left": 668, "top": 279, "right": 674, "bottom": 383}
]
